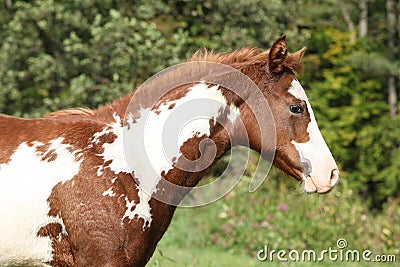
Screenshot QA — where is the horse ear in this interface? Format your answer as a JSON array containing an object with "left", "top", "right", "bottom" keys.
[
  {"left": 269, "top": 35, "right": 288, "bottom": 73},
  {"left": 293, "top": 47, "right": 307, "bottom": 62}
]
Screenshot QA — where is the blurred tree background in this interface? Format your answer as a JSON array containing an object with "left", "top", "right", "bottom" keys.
[{"left": 0, "top": 0, "right": 399, "bottom": 211}]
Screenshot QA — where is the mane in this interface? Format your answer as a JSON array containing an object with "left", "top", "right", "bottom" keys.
[
  {"left": 44, "top": 107, "right": 94, "bottom": 118},
  {"left": 188, "top": 46, "right": 303, "bottom": 74},
  {"left": 43, "top": 92, "right": 134, "bottom": 123}
]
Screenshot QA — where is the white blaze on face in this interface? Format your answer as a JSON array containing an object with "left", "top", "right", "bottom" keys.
[
  {"left": 0, "top": 138, "right": 81, "bottom": 265},
  {"left": 288, "top": 80, "right": 338, "bottom": 193},
  {"left": 95, "top": 82, "right": 240, "bottom": 227}
]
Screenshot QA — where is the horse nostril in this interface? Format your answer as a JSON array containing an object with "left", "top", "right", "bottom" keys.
[{"left": 330, "top": 169, "right": 340, "bottom": 187}]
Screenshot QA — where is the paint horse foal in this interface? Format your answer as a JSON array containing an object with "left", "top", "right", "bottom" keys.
[{"left": 0, "top": 36, "right": 339, "bottom": 266}]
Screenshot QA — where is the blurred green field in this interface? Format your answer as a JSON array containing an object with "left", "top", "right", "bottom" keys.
[{"left": 147, "top": 169, "right": 399, "bottom": 267}]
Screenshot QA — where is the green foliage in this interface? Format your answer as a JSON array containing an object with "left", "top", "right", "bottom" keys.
[
  {"left": 160, "top": 0, "right": 307, "bottom": 50},
  {"left": 0, "top": 0, "right": 186, "bottom": 116}
]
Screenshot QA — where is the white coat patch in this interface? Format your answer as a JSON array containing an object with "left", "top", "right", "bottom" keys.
[
  {"left": 94, "top": 82, "right": 240, "bottom": 227},
  {"left": 288, "top": 80, "right": 337, "bottom": 190},
  {"left": 0, "top": 138, "right": 82, "bottom": 265}
]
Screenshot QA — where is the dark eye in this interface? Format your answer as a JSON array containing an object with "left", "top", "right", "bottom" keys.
[{"left": 289, "top": 104, "right": 304, "bottom": 114}]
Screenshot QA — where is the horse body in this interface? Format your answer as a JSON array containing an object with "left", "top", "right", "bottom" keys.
[{"left": 0, "top": 36, "right": 339, "bottom": 266}]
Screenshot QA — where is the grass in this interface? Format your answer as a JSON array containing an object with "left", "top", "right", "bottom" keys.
[
  {"left": 147, "top": 168, "right": 399, "bottom": 266},
  {"left": 149, "top": 246, "right": 260, "bottom": 267}
]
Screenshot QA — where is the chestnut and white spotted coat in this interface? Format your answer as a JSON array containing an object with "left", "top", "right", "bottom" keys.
[{"left": 0, "top": 82, "right": 240, "bottom": 266}]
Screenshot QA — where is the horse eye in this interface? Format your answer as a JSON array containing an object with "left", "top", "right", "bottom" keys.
[{"left": 289, "top": 104, "right": 304, "bottom": 114}]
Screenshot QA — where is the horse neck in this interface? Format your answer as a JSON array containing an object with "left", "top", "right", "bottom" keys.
[
  {"left": 117, "top": 82, "right": 241, "bottom": 207},
  {"left": 92, "top": 92, "right": 134, "bottom": 123},
  {"left": 147, "top": 122, "right": 232, "bottom": 207},
  {"left": 169, "top": 123, "right": 232, "bottom": 186}
]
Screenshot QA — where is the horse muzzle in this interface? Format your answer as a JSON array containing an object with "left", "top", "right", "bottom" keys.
[{"left": 302, "top": 168, "right": 339, "bottom": 194}]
